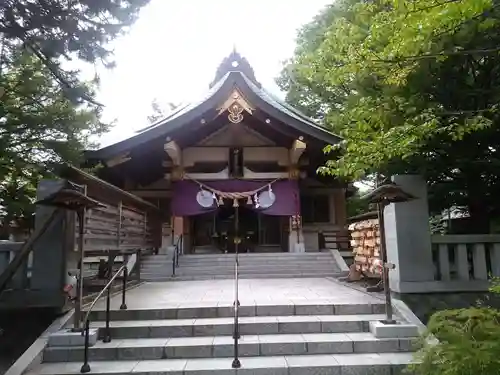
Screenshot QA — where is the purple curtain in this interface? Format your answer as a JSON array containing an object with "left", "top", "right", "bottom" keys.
[{"left": 171, "top": 179, "right": 299, "bottom": 217}]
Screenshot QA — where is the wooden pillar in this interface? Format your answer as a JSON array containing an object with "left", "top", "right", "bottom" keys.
[{"left": 334, "top": 189, "right": 347, "bottom": 228}]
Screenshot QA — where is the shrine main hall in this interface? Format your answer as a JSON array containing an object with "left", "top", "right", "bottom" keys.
[{"left": 84, "top": 52, "right": 349, "bottom": 254}]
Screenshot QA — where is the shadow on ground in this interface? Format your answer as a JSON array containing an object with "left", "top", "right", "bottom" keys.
[{"left": 0, "top": 309, "right": 58, "bottom": 375}]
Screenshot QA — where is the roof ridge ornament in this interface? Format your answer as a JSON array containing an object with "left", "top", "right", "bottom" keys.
[
  {"left": 217, "top": 89, "right": 254, "bottom": 124},
  {"left": 210, "top": 50, "right": 261, "bottom": 88}
]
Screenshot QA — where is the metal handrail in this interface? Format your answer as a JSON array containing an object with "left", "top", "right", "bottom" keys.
[
  {"left": 232, "top": 253, "right": 241, "bottom": 369},
  {"left": 232, "top": 206, "right": 241, "bottom": 369},
  {"left": 80, "top": 262, "right": 128, "bottom": 373},
  {"left": 172, "top": 234, "right": 183, "bottom": 277}
]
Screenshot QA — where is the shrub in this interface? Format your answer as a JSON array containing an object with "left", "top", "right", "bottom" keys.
[{"left": 409, "top": 307, "right": 500, "bottom": 375}]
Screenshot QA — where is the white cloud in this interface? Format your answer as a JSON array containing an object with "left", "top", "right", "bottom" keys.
[{"left": 84, "top": 0, "right": 331, "bottom": 147}]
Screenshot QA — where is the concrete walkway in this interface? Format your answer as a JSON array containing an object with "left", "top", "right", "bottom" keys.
[{"left": 93, "top": 278, "right": 384, "bottom": 311}]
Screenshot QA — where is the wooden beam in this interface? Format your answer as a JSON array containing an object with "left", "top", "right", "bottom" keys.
[
  {"left": 289, "top": 139, "right": 307, "bottom": 164},
  {"left": 105, "top": 153, "right": 131, "bottom": 168},
  {"left": 164, "top": 141, "right": 182, "bottom": 165}
]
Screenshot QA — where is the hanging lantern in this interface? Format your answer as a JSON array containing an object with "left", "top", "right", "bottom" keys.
[
  {"left": 233, "top": 198, "right": 239, "bottom": 207},
  {"left": 246, "top": 195, "right": 252, "bottom": 205}
]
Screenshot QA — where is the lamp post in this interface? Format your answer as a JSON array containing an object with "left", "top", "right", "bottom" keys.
[{"left": 361, "top": 182, "right": 416, "bottom": 324}]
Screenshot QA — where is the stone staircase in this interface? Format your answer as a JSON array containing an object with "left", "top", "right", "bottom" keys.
[
  {"left": 141, "top": 252, "right": 345, "bottom": 281},
  {"left": 33, "top": 300, "right": 417, "bottom": 374}
]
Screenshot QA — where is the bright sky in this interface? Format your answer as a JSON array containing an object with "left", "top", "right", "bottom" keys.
[{"left": 91, "top": 0, "right": 331, "bottom": 147}]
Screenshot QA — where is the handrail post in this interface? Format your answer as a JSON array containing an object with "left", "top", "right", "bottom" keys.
[
  {"left": 74, "top": 204, "right": 86, "bottom": 331},
  {"left": 176, "top": 240, "right": 180, "bottom": 267},
  {"left": 80, "top": 263, "right": 127, "bottom": 373},
  {"left": 172, "top": 242, "right": 176, "bottom": 277},
  {"left": 232, "top": 205, "right": 241, "bottom": 369},
  {"left": 120, "top": 256, "right": 128, "bottom": 310},
  {"left": 80, "top": 319, "right": 90, "bottom": 373},
  {"left": 103, "top": 267, "right": 112, "bottom": 343}
]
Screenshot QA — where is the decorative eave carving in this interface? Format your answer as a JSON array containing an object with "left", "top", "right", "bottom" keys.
[
  {"left": 164, "top": 140, "right": 182, "bottom": 166},
  {"left": 217, "top": 89, "right": 254, "bottom": 124},
  {"left": 290, "top": 139, "right": 307, "bottom": 164}
]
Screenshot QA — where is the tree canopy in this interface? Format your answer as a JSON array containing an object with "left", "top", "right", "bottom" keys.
[
  {"left": 279, "top": 0, "right": 500, "bottom": 230},
  {"left": 0, "top": 0, "right": 150, "bottom": 102},
  {"left": 0, "top": 0, "right": 151, "bottom": 236}
]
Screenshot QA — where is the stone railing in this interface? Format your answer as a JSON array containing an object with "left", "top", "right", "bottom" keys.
[
  {"left": 432, "top": 234, "right": 500, "bottom": 284},
  {"left": 0, "top": 242, "right": 28, "bottom": 289}
]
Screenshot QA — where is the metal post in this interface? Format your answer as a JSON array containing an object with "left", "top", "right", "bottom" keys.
[
  {"left": 377, "top": 201, "right": 395, "bottom": 324},
  {"left": 74, "top": 205, "right": 86, "bottom": 331},
  {"left": 103, "top": 276, "right": 112, "bottom": 343},
  {"left": 232, "top": 205, "right": 241, "bottom": 369},
  {"left": 120, "top": 255, "right": 128, "bottom": 310},
  {"left": 80, "top": 319, "right": 91, "bottom": 373}
]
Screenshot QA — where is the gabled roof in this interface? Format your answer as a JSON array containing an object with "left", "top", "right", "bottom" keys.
[{"left": 86, "top": 52, "right": 341, "bottom": 160}]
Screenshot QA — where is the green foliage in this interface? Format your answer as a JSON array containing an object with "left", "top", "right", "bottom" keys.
[
  {"left": 0, "top": 0, "right": 150, "bottom": 102},
  {"left": 0, "top": 50, "right": 109, "bottom": 236},
  {"left": 490, "top": 277, "right": 500, "bottom": 294},
  {"left": 410, "top": 307, "right": 500, "bottom": 375},
  {"left": 279, "top": 0, "right": 500, "bottom": 230},
  {"left": 346, "top": 190, "right": 371, "bottom": 218},
  {"left": 0, "top": 1, "right": 150, "bottom": 235}
]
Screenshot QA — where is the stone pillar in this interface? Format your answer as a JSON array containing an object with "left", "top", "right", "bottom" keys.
[
  {"left": 383, "top": 175, "right": 435, "bottom": 293},
  {"left": 31, "top": 179, "right": 73, "bottom": 309}
]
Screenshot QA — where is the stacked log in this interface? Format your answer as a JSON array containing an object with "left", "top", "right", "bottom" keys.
[{"left": 348, "top": 218, "right": 382, "bottom": 278}]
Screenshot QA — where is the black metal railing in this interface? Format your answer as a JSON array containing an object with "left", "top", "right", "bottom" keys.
[
  {"left": 232, "top": 252, "right": 241, "bottom": 368},
  {"left": 80, "top": 262, "right": 128, "bottom": 373},
  {"left": 232, "top": 206, "right": 241, "bottom": 369},
  {"left": 171, "top": 234, "right": 183, "bottom": 277}
]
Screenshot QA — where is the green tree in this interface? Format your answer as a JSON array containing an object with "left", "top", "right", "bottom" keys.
[
  {"left": 0, "top": 0, "right": 151, "bottom": 236},
  {"left": 0, "top": 50, "right": 109, "bottom": 238},
  {"left": 0, "top": 0, "right": 150, "bottom": 102},
  {"left": 279, "top": 0, "right": 500, "bottom": 231}
]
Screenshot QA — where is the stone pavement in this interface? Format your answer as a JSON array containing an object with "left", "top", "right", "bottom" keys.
[{"left": 93, "top": 278, "right": 385, "bottom": 311}]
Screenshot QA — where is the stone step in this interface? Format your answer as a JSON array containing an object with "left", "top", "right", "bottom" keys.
[
  {"left": 142, "top": 259, "right": 336, "bottom": 266},
  {"left": 29, "top": 352, "right": 416, "bottom": 375},
  {"left": 142, "top": 273, "right": 344, "bottom": 281},
  {"left": 144, "top": 259, "right": 338, "bottom": 266},
  {"left": 142, "top": 257, "right": 336, "bottom": 267},
  {"left": 143, "top": 267, "right": 339, "bottom": 274},
  {"left": 43, "top": 332, "right": 417, "bottom": 363},
  {"left": 84, "top": 314, "right": 389, "bottom": 339},
  {"left": 180, "top": 253, "right": 333, "bottom": 258},
  {"left": 180, "top": 253, "right": 334, "bottom": 258},
  {"left": 87, "top": 304, "right": 386, "bottom": 321}
]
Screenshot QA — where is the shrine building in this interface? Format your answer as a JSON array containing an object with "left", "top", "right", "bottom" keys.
[{"left": 84, "top": 51, "right": 348, "bottom": 254}]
